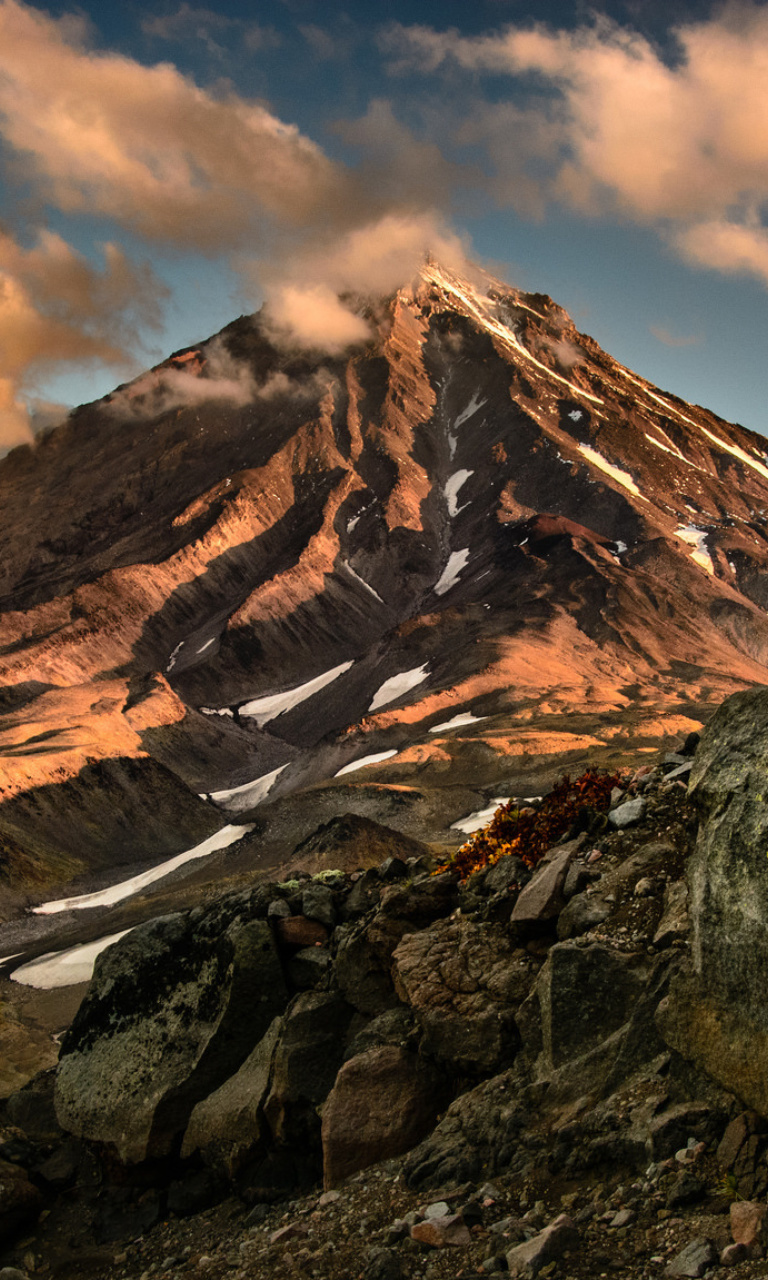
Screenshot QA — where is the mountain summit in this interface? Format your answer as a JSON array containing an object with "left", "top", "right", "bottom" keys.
[{"left": 2, "top": 260, "right": 768, "bottom": 916}]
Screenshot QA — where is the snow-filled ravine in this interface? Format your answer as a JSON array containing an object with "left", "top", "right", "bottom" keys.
[
  {"left": 11, "top": 930, "right": 133, "bottom": 989},
  {"left": 32, "top": 824, "right": 253, "bottom": 915}
]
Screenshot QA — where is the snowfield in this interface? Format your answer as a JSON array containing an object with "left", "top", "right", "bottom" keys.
[{"left": 33, "top": 824, "right": 253, "bottom": 914}]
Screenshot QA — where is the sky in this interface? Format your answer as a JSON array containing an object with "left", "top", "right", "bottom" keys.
[{"left": 1, "top": 0, "right": 768, "bottom": 451}]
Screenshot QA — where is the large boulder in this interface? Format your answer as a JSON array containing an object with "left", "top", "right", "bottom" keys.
[
  {"left": 180, "top": 1017, "right": 282, "bottom": 1177},
  {"left": 321, "top": 1046, "right": 446, "bottom": 1187},
  {"left": 657, "top": 688, "right": 768, "bottom": 1115},
  {"left": 263, "top": 992, "right": 353, "bottom": 1147},
  {"left": 391, "top": 918, "right": 524, "bottom": 1074},
  {"left": 55, "top": 911, "right": 287, "bottom": 1162}
]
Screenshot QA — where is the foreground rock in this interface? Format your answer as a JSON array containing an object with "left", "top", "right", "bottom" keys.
[
  {"left": 659, "top": 686, "right": 768, "bottom": 1115},
  {"left": 8, "top": 723, "right": 768, "bottom": 1277},
  {"left": 55, "top": 912, "right": 287, "bottom": 1162}
]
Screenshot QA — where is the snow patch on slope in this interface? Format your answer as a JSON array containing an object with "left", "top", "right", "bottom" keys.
[
  {"left": 434, "top": 548, "right": 471, "bottom": 595},
  {"left": 698, "top": 425, "right": 768, "bottom": 482},
  {"left": 335, "top": 749, "right": 399, "bottom": 777},
  {"left": 430, "top": 712, "right": 488, "bottom": 733},
  {"left": 208, "top": 764, "right": 289, "bottom": 811},
  {"left": 12, "top": 930, "right": 133, "bottom": 989},
  {"left": 369, "top": 664, "right": 430, "bottom": 712},
  {"left": 239, "top": 661, "right": 354, "bottom": 725},
  {"left": 445, "top": 470, "right": 473, "bottom": 517},
  {"left": 674, "top": 525, "right": 715, "bottom": 576},
  {"left": 578, "top": 445, "right": 642, "bottom": 498},
  {"left": 341, "top": 562, "right": 384, "bottom": 603},
  {"left": 33, "top": 825, "right": 253, "bottom": 914},
  {"left": 451, "top": 798, "right": 511, "bottom": 835}
]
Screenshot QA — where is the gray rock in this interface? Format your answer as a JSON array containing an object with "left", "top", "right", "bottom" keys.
[
  {"left": 321, "top": 1046, "right": 446, "bottom": 1188},
  {"left": 506, "top": 1214, "right": 578, "bottom": 1276},
  {"left": 263, "top": 992, "right": 353, "bottom": 1145},
  {"left": 653, "top": 880, "right": 689, "bottom": 948},
  {"left": 301, "top": 884, "right": 336, "bottom": 929},
  {"left": 392, "top": 917, "right": 523, "bottom": 1074},
  {"left": 556, "top": 892, "right": 610, "bottom": 940},
  {"left": 362, "top": 1247, "right": 404, "bottom": 1280},
  {"left": 665, "top": 1237, "right": 717, "bottom": 1277},
  {"left": 55, "top": 912, "right": 287, "bottom": 1162},
  {"left": 608, "top": 797, "right": 646, "bottom": 829},
  {"left": 511, "top": 837, "right": 585, "bottom": 926},
  {"left": 658, "top": 687, "right": 768, "bottom": 1115},
  {"left": 536, "top": 942, "right": 649, "bottom": 1073},
  {"left": 403, "top": 1070, "right": 523, "bottom": 1189},
  {"left": 267, "top": 899, "right": 291, "bottom": 919},
  {"left": 181, "top": 1017, "right": 282, "bottom": 1176},
  {"left": 0, "top": 1269, "right": 31, "bottom": 1280},
  {"left": 286, "top": 946, "right": 332, "bottom": 989}
]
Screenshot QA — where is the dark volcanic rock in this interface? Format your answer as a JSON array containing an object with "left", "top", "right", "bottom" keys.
[
  {"left": 659, "top": 687, "right": 768, "bottom": 1115},
  {"left": 55, "top": 910, "right": 287, "bottom": 1162}
]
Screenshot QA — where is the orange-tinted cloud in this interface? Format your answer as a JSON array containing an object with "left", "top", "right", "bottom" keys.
[
  {"left": 0, "top": 0, "right": 337, "bottom": 249},
  {"left": 261, "top": 211, "right": 470, "bottom": 352},
  {"left": 384, "top": 6, "right": 768, "bottom": 288},
  {"left": 0, "top": 228, "right": 167, "bottom": 449}
]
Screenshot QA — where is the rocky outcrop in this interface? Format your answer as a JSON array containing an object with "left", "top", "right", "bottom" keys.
[
  {"left": 8, "top": 733, "right": 768, "bottom": 1274},
  {"left": 657, "top": 686, "right": 768, "bottom": 1114},
  {"left": 55, "top": 912, "right": 287, "bottom": 1162}
]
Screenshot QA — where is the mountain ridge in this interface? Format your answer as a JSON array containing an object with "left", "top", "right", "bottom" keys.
[{"left": 2, "top": 258, "right": 768, "bottom": 920}]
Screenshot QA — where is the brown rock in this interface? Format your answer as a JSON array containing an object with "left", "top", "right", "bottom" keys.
[
  {"left": 276, "top": 916, "right": 329, "bottom": 947},
  {"left": 506, "top": 1214, "right": 578, "bottom": 1276},
  {"left": 321, "top": 1046, "right": 444, "bottom": 1188},
  {"left": 0, "top": 1157, "right": 43, "bottom": 1246},
  {"left": 410, "top": 1214, "right": 472, "bottom": 1248},
  {"left": 391, "top": 917, "right": 523, "bottom": 1074},
  {"left": 730, "top": 1200, "right": 768, "bottom": 1255}
]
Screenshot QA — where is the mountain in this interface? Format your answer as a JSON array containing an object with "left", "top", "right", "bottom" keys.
[{"left": 2, "top": 258, "right": 768, "bottom": 922}]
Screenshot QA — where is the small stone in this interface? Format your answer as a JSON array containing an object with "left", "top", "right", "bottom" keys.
[
  {"left": 634, "top": 877, "right": 655, "bottom": 897},
  {"left": 267, "top": 899, "right": 291, "bottom": 918},
  {"left": 0, "top": 1269, "right": 30, "bottom": 1280},
  {"left": 720, "top": 1242, "right": 749, "bottom": 1266},
  {"left": 730, "top": 1199, "right": 768, "bottom": 1254},
  {"left": 665, "top": 1237, "right": 718, "bottom": 1277},
  {"left": 424, "top": 1201, "right": 451, "bottom": 1220},
  {"left": 610, "top": 1209, "right": 634, "bottom": 1228},
  {"left": 506, "top": 1214, "right": 578, "bottom": 1276},
  {"left": 411, "top": 1214, "right": 472, "bottom": 1248},
  {"left": 270, "top": 1222, "right": 309, "bottom": 1246},
  {"left": 608, "top": 797, "right": 646, "bottom": 829},
  {"left": 318, "top": 1190, "right": 341, "bottom": 1206}
]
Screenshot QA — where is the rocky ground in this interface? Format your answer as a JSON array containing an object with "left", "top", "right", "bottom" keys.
[{"left": 4, "top": 692, "right": 768, "bottom": 1280}]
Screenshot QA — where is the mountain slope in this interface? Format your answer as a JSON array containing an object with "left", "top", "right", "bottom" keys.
[{"left": 2, "top": 259, "right": 768, "bottom": 914}]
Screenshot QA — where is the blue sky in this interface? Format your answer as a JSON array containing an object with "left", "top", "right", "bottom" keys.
[{"left": 1, "top": 0, "right": 767, "bottom": 448}]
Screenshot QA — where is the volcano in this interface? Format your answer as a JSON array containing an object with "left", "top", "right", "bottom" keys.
[{"left": 2, "top": 259, "right": 768, "bottom": 922}]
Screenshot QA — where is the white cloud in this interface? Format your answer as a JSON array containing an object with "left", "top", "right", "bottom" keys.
[{"left": 384, "top": 6, "right": 768, "bottom": 290}]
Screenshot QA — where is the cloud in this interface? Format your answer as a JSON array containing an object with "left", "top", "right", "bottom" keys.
[
  {"left": 0, "top": 227, "right": 166, "bottom": 449},
  {"left": 260, "top": 210, "right": 471, "bottom": 352},
  {"left": 673, "top": 221, "right": 768, "bottom": 288},
  {"left": 650, "top": 323, "right": 703, "bottom": 348},
  {"left": 0, "top": 0, "right": 337, "bottom": 249},
  {"left": 142, "top": 5, "right": 279, "bottom": 58},
  {"left": 105, "top": 335, "right": 256, "bottom": 418},
  {"left": 384, "top": 6, "right": 768, "bottom": 289}
]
